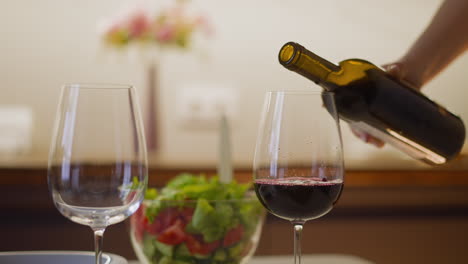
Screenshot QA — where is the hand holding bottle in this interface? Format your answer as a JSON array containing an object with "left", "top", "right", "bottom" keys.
[
  {"left": 350, "top": 62, "right": 418, "bottom": 148},
  {"left": 352, "top": 0, "right": 468, "bottom": 150}
]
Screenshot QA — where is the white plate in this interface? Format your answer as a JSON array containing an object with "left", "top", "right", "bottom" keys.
[{"left": 0, "top": 251, "right": 127, "bottom": 264}]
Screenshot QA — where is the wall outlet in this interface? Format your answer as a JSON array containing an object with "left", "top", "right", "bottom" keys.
[{"left": 176, "top": 84, "right": 238, "bottom": 129}]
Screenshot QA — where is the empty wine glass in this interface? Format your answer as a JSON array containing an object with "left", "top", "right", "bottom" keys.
[
  {"left": 253, "top": 90, "right": 344, "bottom": 264},
  {"left": 47, "top": 84, "right": 148, "bottom": 264}
]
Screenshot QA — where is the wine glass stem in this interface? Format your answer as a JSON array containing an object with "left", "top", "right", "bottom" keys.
[
  {"left": 293, "top": 223, "right": 304, "bottom": 264},
  {"left": 93, "top": 228, "right": 106, "bottom": 264}
]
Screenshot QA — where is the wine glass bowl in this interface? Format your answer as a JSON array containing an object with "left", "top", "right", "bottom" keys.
[
  {"left": 47, "top": 84, "right": 148, "bottom": 264},
  {"left": 49, "top": 163, "right": 146, "bottom": 228},
  {"left": 254, "top": 171, "right": 343, "bottom": 222},
  {"left": 253, "top": 90, "right": 344, "bottom": 263}
]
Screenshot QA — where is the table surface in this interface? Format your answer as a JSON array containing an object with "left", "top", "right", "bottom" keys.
[{"left": 128, "top": 254, "right": 375, "bottom": 264}]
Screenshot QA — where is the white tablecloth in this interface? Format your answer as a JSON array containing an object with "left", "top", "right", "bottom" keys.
[{"left": 129, "top": 254, "right": 374, "bottom": 264}]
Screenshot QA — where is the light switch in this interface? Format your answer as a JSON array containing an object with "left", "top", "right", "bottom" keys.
[{"left": 0, "top": 105, "right": 33, "bottom": 155}]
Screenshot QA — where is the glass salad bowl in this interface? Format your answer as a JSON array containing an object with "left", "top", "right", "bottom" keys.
[{"left": 129, "top": 174, "right": 265, "bottom": 264}]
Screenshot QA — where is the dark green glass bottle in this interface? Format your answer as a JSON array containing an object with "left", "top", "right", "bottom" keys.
[{"left": 279, "top": 42, "right": 465, "bottom": 165}]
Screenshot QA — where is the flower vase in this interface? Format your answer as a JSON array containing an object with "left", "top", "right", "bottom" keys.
[{"left": 145, "top": 62, "right": 158, "bottom": 152}]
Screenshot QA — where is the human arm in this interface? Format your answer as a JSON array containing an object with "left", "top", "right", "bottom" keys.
[{"left": 385, "top": 0, "right": 468, "bottom": 89}]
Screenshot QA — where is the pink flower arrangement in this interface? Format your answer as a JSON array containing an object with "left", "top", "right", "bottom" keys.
[{"left": 100, "top": 1, "right": 212, "bottom": 50}]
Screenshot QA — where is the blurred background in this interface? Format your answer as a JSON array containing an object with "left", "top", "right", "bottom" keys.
[
  {"left": 0, "top": 0, "right": 467, "bottom": 169},
  {"left": 1, "top": 0, "right": 468, "bottom": 263}
]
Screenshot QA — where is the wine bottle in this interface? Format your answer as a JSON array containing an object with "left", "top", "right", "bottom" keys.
[{"left": 278, "top": 41, "right": 465, "bottom": 165}]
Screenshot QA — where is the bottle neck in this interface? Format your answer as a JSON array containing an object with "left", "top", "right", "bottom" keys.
[{"left": 279, "top": 42, "right": 340, "bottom": 91}]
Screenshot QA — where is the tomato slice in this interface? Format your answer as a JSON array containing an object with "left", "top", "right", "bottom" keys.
[
  {"left": 157, "top": 219, "right": 187, "bottom": 245},
  {"left": 146, "top": 208, "right": 179, "bottom": 235},
  {"left": 180, "top": 207, "right": 195, "bottom": 224},
  {"left": 222, "top": 224, "right": 245, "bottom": 247},
  {"left": 131, "top": 205, "right": 146, "bottom": 241},
  {"left": 185, "top": 234, "right": 220, "bottom": 255}
]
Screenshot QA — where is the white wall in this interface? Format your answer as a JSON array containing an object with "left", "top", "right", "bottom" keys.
[{"left": 0, "top": 0, "right": 466, "bottom": 169}]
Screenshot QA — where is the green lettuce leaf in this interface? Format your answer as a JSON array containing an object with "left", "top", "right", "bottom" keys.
[{"left": 189, "top": 198, "right": 235, "bottom": 242}]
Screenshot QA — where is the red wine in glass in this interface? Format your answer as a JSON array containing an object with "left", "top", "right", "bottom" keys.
[
  {"left": 253, "top": 91, "right": 344, "bottom": 264},
  {"left": 254, "top": 177, "right": 343, "bottom": 222}
]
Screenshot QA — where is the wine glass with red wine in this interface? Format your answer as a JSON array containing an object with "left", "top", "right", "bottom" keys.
[{"left": 253, "top": 90, "right": 344, "bottom": 264}]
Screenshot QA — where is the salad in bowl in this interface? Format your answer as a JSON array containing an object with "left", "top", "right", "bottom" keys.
[{"left": 130, "top": 173, "right": 265, "bottom": 264}]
